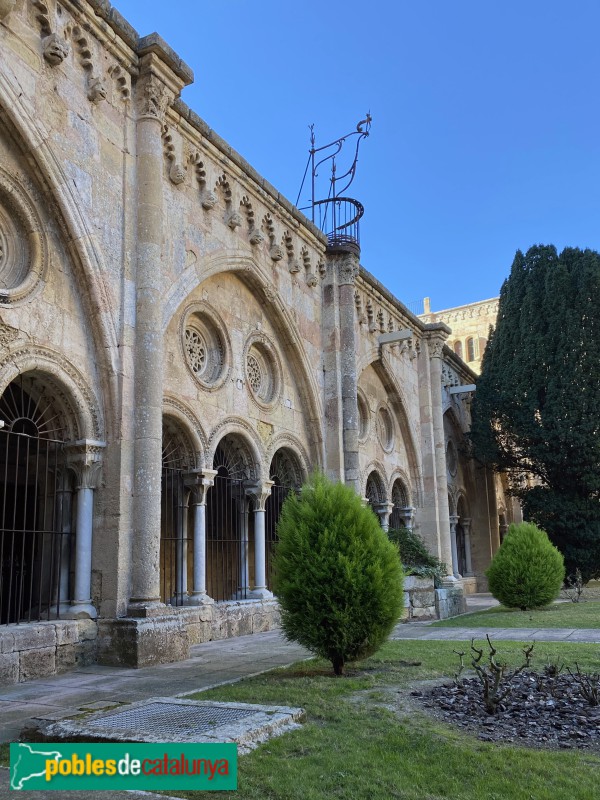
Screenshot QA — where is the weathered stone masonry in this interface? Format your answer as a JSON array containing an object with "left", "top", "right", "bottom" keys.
[{"left": 0, "top": 0, "right": 517, "bottom": 685}]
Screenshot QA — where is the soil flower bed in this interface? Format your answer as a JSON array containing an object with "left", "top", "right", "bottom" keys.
[{"left": 419, "top": 671, "right": 600, "bottom": 750}]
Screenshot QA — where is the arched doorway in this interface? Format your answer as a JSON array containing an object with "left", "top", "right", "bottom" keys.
[
  {"left": 0, "top": 376, "right": 72, "bottom": 623},
  {"left": 265, "top": 448, "right": 303, "bottom": 591},
  {"left": 206, "top": 435, "right": 255, "bottom": 601},
  {"left": 389, "top": 478, "right": 412, "bottom": 531},
  {"left": 161, "top": 421, "right": 195, "bottom": 606},
  {"left": 365, "top": 470, "right": 387, "bottom": 528}
]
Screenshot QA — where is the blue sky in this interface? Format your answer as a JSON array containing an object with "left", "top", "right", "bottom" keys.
[{"left": 115, "top": 0, "right": 600, "bottom": 313}]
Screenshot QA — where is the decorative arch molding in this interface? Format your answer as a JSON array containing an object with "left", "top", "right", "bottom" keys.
[
  {"left": 266, "top": 432, "right": 312, "bottom": 484},
  {"left": 0, "top": 66, "right": 118, "bottom": 418},
  {"left": 0, "top": 345, "right": 103, "bottom": 441},
  {"left": 456, "top": 490, "right": 470, "bottom": 518},
  {"left": 358, "top": 355, "right": 423, "bottom": 504},
  {"left": 388, "top": 468, "right": 413, "bottom": 507},
  {"left": 162, "top": 395, "right": 207, "bottom": 466},
  {"left": 164, "top": 252, "right": 324, "bottom": 462},
  {"left": 207, "top": 416, "right": 265, "bottom": 479},
  {"left": 361, "top": 459, "right": 388, "bottom": 500}
]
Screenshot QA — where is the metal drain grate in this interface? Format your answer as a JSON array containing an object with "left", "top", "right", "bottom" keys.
[{"left": 87, "top": 702, "right": 256, "bottom": 737}]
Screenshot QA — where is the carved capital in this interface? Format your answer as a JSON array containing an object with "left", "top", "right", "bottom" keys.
[
  {"left": 245, "top": 480, "right": 274, "bottom": 511},
  {"left": 426, "top": 333, "right": 447, "bottom": 360},
  {"left": 336, "top": 253, "right": 360, "bottom": 286},
  {"left": 249, "top": 229, "right": 264, "bottom": 246},
  {"left": 136, "top": 71, "right": 172, "bottom": 122},
  {"left": 66, "top": 439, "right": 106, "bottom": 489},
  {"left": 186, "top": 468, "right": 217, "bottom": 505}
]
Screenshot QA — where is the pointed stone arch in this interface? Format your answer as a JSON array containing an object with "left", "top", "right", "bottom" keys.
[{"left": 0, "top": 66, "right": 118, "bottom": 431}]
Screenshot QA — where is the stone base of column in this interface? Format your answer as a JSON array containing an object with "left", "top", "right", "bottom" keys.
[
  {"left": 248, "top": 587, "right": 274, "bottom": 600},
  {"left": 63, "top": 602, "right": 97, "bottom": 620},
  {"left": 440, "top": 575, "right": 460, "bottom": 588},
  {"left": 126, "top": 599, "right": 165, "bottom": 618},
  {"left": 186, "top": 592, "right": 214, "bottom": 606},
  {"left": 97, "top": 612, "right": 189, "bottom": 668}
]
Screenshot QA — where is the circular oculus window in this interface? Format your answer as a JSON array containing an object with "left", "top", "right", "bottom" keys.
[
  {"left": 376, "top": 406, "right": 394, "bottom": 451},
  {"left": 245, "top": 339, "right": 280, "bottom": 407},
  {"left": 183, "top": 311, "right": 226, "bottom": 389}
]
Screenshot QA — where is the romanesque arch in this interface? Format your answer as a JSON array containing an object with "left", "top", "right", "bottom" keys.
[
  {"left": 205, "top": 430, "right": 260, "bottom": 601},
  {"left": 0, "top": 369, "right": 103, "bottom": 624},
  {"left": 164, "top": 254, "right": 324, "bottom": 466},
  {"left": 0, "top": 67, "right": 118, "bottom": 430}
]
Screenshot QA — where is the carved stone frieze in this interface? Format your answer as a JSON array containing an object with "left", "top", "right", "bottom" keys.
[
  {"left": 249, "top": 229, "right": 264, "bottom": 246},
  {"left": 269, "top": 244, "right": 284, "bottom": 262},
  {"left": 42, "top": 32, "right": 69, "bottom": 65},
  {"left": 201, "top": 190, "right": 217, "bottom": 210},
  {"left": 226, "top": 211, "right": 242, "bottom": 231},
  {"left": 87, "top": 76, "right": 107, "bottom": 104}
]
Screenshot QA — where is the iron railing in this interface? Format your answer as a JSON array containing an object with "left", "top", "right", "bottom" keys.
[
  {"left": 0, "top": 427, "right": 71, "bottom": 625},
  {"left": 160, "top": 467, "right": 191, "bottom": 606},
  {"left": 206, "top": 474, "right": 249, "bottom": 602}
]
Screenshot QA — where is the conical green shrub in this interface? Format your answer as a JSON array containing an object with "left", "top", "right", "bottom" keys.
[
  {"left": 486, "top": 522, "right": 565, "bottom": 610},
  {"left": 273, "top": 472, "right": 403, "bottom": 675}
]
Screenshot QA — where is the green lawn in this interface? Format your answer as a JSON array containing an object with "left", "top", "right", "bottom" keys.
[
  {"left": 432, "top": 600, "right": 600, "bottom": 628},
  {"left": 166, "top": 639, "right": 600, "bottom": 800},
  {"left": 4, "top": 640, "right": 600, "bottom": 799}
]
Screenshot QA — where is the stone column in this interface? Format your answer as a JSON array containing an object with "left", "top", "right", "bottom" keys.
[
  {"left": 246, "top": 480, "right": 274, "bottom": 599},
  {"left": 375, "top": 501, "right": 394, "bottom": 532},
  {"left": 333, "top": 251, "right": 360, "bottom": 491},
  {"left": 54, "top": 472, "right": 73, "bottom": 616},
  {"left": 186, "top": 469, "right": 217, "bottom": 605},
  {"left": 423, "top": 327, "right": 455, "bottom": 584},
  {"left": 449, "top": 514, "right": 461, "bottom": 579},
  {"left": 65, "top": 441, "right": 104, "bottom": 619},
  {"left": 172, "top": 492, "right": 189, "bottom": 605},
  {"left": 462, "top": 517, "right": 473, "bottom": 575},
  {"left": 128, "top": 53, "right": 182, "bottom": 615}
]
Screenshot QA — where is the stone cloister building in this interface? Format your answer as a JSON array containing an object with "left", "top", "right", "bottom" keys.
[{"left": 0, "top": 0, "right": 516, "bottom": 685}]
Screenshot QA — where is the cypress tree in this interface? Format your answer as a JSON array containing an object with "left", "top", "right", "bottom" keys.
[{"left": 471, "top": 245, "right": 600, "bottom": 580}]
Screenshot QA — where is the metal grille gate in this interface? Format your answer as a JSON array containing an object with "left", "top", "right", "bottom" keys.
[
  {"left": 160, "top": 466, "right": 190, "bottom": 606},
  {"left": 206, "top": 472, "right": 249, "bottom": 602},
  {"left": 0, "top": 427, "right": 71, "bottom": 624}
]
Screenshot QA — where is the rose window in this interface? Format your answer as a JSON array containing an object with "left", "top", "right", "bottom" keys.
[
  {"left": 185, "top": 328, "right": 207, "bottom": 376},
  {"left": 246, "top": 353, "right": 263, "bottom": 394},
  {"left": 182, "top": 308, "right": 227, "bottom": 389},
  {"left": 245, "top": 339, "right": 280, "bottom": 407},
  {"left": 376, "top": 407, "right": 394, "bottom": 451}
]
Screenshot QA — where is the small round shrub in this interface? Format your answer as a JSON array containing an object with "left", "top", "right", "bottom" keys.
[
  {"left": 273, "top": 472, "right": 403, "bottom": 675},
  {"left": 486, "top": 522, "right": 565, "bottom": 610}
]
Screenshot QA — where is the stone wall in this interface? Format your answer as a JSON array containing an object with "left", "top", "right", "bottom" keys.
[
  {"left": 97, "top": 600, "right": 281, "bottom": 669},
  {"left": 0, "top": 620, "right": 97, "bottom": 687},
  {"left": 435, "top": 587, "right": 467, "bottom": 620},
  {"left": 401, "top": 576, "right": 437, "bottom": 620}
]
